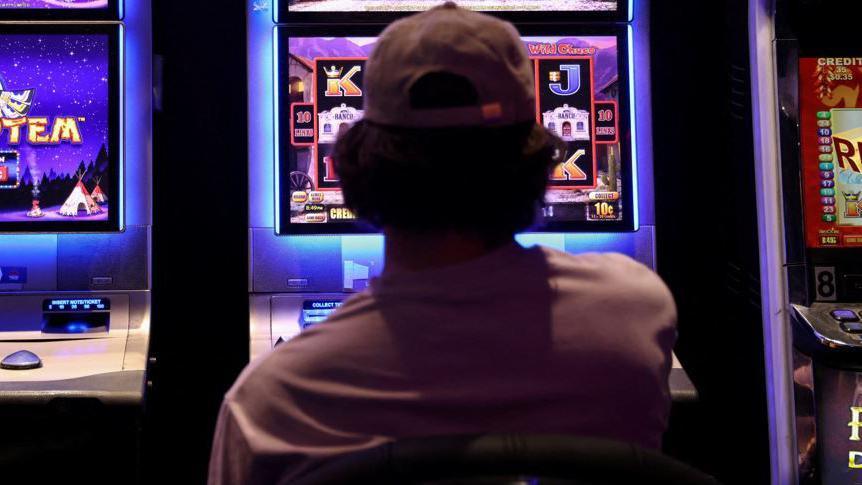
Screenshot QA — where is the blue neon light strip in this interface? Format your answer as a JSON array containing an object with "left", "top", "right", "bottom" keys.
[
  {"left": 272, "top": 27, "right": 281, "bottom": 231},
  {"left": 248, "top": 2, "right": 276, "bottom": 229},
  {"left": 120, "top": 0, "right": 151, "bottom": 228},
  {"left": 118, "top": 24, "right": 126, "bottom": 231},
  {"left": 628, "top": 24, "right": 639, "bottom": 231}
]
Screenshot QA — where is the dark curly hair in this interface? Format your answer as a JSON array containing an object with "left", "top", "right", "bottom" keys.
[{"left": 332, "top": 73, "right": 562, "bottom": 241}]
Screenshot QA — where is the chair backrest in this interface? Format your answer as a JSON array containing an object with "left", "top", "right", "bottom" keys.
[{"left": 293, "top": 434, "right": 721, "bottom": 485}]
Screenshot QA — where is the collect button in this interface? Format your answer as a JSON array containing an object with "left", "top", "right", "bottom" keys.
[
  {"left": 841, "top": 321, "right": 862, "bottom": 334},
  {"left": 831, "top": 309, "right": 860, "bottom": 322}
]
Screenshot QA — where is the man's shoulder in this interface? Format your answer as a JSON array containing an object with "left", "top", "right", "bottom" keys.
[
  {"left": 539, "top": 247, "right": 675, "bottom": 309},
  {"left": 227, "top": 292, "right": 383, "bottom": 400},
  {"left": 538, "top": 246, "right": 651, "bottom": 278}
]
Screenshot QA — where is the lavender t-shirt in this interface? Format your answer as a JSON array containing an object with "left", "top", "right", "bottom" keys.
[{"left": 209, "top": 244, "right": 677, "bottom": 485}]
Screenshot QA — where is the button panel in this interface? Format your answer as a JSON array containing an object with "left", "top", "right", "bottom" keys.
[
  {"left": 793, "top": 304, "right": 862, "bottom": 350},
  {"left": 841, "top": 322, "right": 862, "bottom": 334},
  {"left": 830, "top": 309, "right": 860, "bottom": 322}
]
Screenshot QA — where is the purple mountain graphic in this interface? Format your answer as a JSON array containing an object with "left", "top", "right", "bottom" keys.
[
  {"left": 290, "top": 37, "right": 369, "bottom": 60},
  {"left": 594, "top": 47, "right": 618, "bottom": 92},
  {"left": 551, "top": 37, "right": 593, "bottom": 48}
]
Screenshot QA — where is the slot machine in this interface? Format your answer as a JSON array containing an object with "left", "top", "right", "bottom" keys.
[
  {"left": 750, "top": 0, "right": 862, "bottom": 483},
  {"left": 248, "top": 0, "right": 693, "bottom": 399},
  {"left": 0, "top": 0, "right": 152, "bottom": 478}
]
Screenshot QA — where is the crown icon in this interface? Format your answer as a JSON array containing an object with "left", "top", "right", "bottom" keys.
[
  {"left": 844, "top": 191, "right": 861, "bottom": 202},
  {"left": 324, "top": 65, "right": 344, "bottom": 78}
]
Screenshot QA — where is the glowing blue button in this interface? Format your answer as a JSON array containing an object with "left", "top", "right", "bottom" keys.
[{"left": 1, "top": 350, "right": 42, "bottom": 370}]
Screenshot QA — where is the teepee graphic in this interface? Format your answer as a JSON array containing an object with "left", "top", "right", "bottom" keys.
[
  {"left": 91, "top": 176, "right": 108, "bottom": 204},
  {"left": 59, "top": 170, "right": 103, "bottom": 216}
]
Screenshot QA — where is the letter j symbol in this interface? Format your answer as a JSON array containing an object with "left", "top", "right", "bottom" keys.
[{"left": 549, "top": 64, "right": 582, "bottom": 96}]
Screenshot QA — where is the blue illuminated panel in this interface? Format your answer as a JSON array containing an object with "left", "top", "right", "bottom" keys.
[
  {"left": 43, "top": 297, "right": 110, "bottom": 312},
  {"left": 341, "top": 235, "right": 383, "bottom": 291},
  {"left": 300, "top": 299, "right": 342, "bottom": 329},
  {"left": 41, "top": 296, "right": 111, "bottom": 334},
  {"left": 516, "top": 233, "right": 566, "bottom": 252},
  {"left": 42, "top": 313, "right": 109, "bottom": 334}
]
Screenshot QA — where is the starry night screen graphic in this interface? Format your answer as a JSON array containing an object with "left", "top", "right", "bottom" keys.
[
  {"left": 0, "top": 33, "right": 112, "bottom": 224},
  {"left": 0, "top": 0, "right": 107, "bottom": 8}
]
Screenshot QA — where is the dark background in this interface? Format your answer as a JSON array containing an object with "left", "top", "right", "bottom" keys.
[
  {"left": 653, "top": 1, "right": 770, "bottom": 484},
  {"left": 146, "top": 0, "right": 250, "bottom": 482},
  {"left": 138, "top": 1, "right": 773, "bottom": 484}
]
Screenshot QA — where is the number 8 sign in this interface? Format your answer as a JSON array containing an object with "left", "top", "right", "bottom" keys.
[{"left": 814, "top": 266, "right": 837, "bottom": 301}]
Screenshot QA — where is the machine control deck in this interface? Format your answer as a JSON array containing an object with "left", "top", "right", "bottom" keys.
[{"left": 793, "top": 304, "right": 862, "bottom": 349}]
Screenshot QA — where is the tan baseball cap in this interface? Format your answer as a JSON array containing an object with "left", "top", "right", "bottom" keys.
[{"left": 363, "top": 2, "right": 536, "bottom": 128}]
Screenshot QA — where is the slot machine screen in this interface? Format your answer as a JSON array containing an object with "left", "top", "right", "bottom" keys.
[
  {"left": 0, "top": 25, "right": 121, "bottom": 232},
  {"left": 799, "top": 54, "right": 862, "bottom": 248},
  {"left": 0, "top": 0, "right": 104, "bottom": 7},
  {"left": 276, "top": 30, "right": 633, "bottom": 234},
  {"left": 278, "top": 0, "right": 626, "bottom": 22},
  {"left": 0, "top": 0, "right": 119, "bottom": 19},
  {"left": 285, "top": 0, "right": 617, "bottom": 12}
]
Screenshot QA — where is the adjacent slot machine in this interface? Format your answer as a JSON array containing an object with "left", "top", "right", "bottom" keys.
[
  {"left": 248, "top": 0, "right": 693, "bottom": 398},
  {"left": 751, "top": 0, "right": 862, "bottom": 483},
  {"left": 0, "top": 0, "right": 152, "bottom": 477}
]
